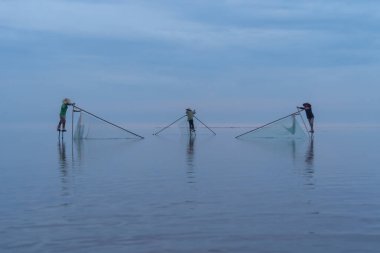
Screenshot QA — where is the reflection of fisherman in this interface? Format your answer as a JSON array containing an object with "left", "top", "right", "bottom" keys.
[
  {"left": 305, "top": 138, "right": 314, "bottom": 166},
  {"left": 57, "top": 98, "right": 75, "bottom": 132},
  {"left": 298, "top": 103, "right": 314, "bottom": 133},
  {"left": 186, "top": 135, "right": 196, "bottom": 184},
  {"left": 188, "top": 135, "right": 195, "bottom": 155},
  {"left": 186, "top": 108, "right": 196, "bottom": 132},
  {"left": 58, "top": 142, "right": 67, "bottom": 168}
]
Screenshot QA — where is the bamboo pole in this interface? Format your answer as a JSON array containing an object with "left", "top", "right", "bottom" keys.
[
  {"left": 194, "top": 116, "right": 216, "bottom": 135},
  {"left": 235, "top": 110, "right": 302, "bottom": 138},
  {"left": 73, "top": 105, "right": 144, "bottom": 139},
  {"left": 153, "top": 115, "right": 187, "bottom": 136}
]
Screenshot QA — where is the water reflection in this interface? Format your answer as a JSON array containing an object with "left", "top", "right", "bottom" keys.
[
  {"left": 57, "top": 138, "right": 85, "bottom": 200},
  {"left": 290, "top": 139, "right": 296, "bottom": 162},
  {"left": 291, "top": 137, "right": 315, "bottom": 178},
  {"left": 304, "top": 137, "right": 314, "bottom": 173},
  {"left": 244, "top": 137, "right": 315, "bottom": 185},
  {"left": 58, "top": 141, "right": 68, "bottom": 173},
  {"left": 186, "top": 135, "right": 196, "bottom": 184},
  {"left": 72, "top": 139, "right": 84, "bottom": 168},
  {"left": 285, "top": 138, "right": 315, "bottom": 181},
  {"left": 57, "top": 141, "right": 69, "bottom": 197}
]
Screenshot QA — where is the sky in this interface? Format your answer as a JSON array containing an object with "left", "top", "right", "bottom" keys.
[{"left": 1, "top": 0, "right": 380, "bottom": 127}]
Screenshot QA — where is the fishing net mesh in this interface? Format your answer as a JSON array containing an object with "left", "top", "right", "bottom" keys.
[
  {"left": 73, "top": 110, "right": 141, "bottom": 139},
  {"left": 237, "top": 114, "right": 307, "bottom": 139},
  {"left": 155, "top": 116, "right": 213, "bottom": 136}
]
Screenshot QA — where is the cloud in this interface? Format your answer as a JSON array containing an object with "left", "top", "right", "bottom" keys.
[
  {"left": 0, "top": 0, "right": 341, "bottom": 50},
  {"left": 1, "top": 0, "right": 379, "bottom": 60},
  {"left": 1, "top": 0, "right": 380, "bottom": 125}
]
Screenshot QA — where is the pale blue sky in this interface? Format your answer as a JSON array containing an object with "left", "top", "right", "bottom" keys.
[{"left": 1, "top": 0, "right": 379, "bottom": 126}]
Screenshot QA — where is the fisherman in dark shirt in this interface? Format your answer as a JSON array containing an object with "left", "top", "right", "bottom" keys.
[{"left": 298, "top": 103, "right": 314, "bottom": 133}]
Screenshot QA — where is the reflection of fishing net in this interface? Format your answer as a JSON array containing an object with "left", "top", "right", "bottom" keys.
[
  {"left": 236, "top": 114, "right": 307, "bottom": 139},
  {"left": 73, "top": 110, "right": 143, "bottom": 140}
]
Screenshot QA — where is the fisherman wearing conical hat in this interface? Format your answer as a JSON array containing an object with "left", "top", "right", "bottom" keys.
[
  {"left": 186, "top": 108, "right": 196, "bottom": 132},
  {"left": 57, "top": 98, "right": 74, "bottom": 132}
]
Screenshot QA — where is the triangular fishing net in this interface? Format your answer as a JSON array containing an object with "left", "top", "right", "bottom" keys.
[
  {"left": 236, "top": 114, "right": 307, "bottom": 139},
  {"left": 154, "top": 115, "right": 215, "bottom": 136},
  {"left": 73, "top": 110, "right": 142, "bottom": 140}
]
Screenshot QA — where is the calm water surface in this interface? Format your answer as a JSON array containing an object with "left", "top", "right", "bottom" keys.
[{"left": 1, "top": 126, "right": 379, "bottom": 253}]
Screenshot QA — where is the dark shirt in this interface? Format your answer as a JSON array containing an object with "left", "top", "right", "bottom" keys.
[{"left": 300, "top": 107, "right": 314, "bottom": 119}]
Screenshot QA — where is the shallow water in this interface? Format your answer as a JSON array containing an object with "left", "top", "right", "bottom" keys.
[{"left": 1, "top": 126, "right": 380, "bottom": 253}]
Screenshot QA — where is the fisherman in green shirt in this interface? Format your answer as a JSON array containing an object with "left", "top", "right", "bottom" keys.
[{"left": 57, "top": 98, "right": 74, "bottom": 131}]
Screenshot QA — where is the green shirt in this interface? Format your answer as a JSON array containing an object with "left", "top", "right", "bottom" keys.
[{"left": 60, "top": 103, "right": 68, "bottom": 116}]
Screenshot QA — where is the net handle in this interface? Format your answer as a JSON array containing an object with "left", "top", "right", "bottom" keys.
[
  {"left": 72, "top": 105, "right": 144, "bottom": 139},
  {"left": 194, "top": 116, "right": 216, "bottom": 135},
  {"left": 235, "top": 110, "right": 304, "bottom": 138},
  {"left": 153, "top": 115, "right": 187, "bottom": 135}
]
